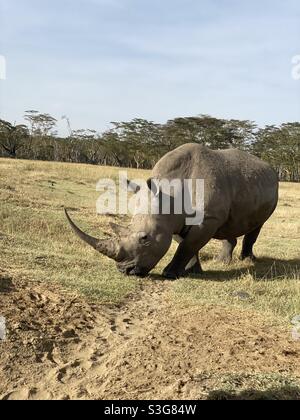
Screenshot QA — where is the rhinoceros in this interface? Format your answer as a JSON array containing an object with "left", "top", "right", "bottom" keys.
[{"left": 65, "top": 144, "right": 278, "bottom": 279}]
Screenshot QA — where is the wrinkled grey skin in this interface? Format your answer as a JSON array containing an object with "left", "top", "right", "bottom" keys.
[{"left": 65, "top": 144, "right": 279, "bottom": 279}]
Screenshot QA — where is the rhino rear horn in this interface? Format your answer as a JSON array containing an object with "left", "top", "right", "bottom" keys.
[
  {"left": 109, "top": 222, "right": 128, "bottom": 237},
  {"left": 65, "top": 209, "right": 119, "bottom": 260}
]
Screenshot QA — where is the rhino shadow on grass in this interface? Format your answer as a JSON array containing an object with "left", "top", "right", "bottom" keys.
[{"left": 138, "top": 256, "right": 300, "bottom": 284}]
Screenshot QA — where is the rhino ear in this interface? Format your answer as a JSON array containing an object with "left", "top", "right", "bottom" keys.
[
  {"left": 109, "top": 222, "right": 128, "bottom": 238},
  {"left": 127, "top": 179, "right": 141, "bottom": 194},
  {"left": 147, "top": 178, "right": 160, "bottom": 197}
]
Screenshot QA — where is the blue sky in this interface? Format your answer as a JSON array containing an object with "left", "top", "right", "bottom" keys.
[{"left": 0, "top": 0, "right": 299, "bottom": 135}]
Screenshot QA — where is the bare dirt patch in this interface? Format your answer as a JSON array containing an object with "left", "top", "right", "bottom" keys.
[{"left": 1, "top": 271, "right": 300, "bottom": 400}]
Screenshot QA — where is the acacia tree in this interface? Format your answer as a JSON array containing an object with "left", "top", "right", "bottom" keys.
[
  {"left": 0, "top": 119, "right": 30, "bottom": 158},
  {"left": 23, "top": 111, "right": 58, "bottom": 160},
  {"left": 163, "top": 116, "right": 256, "bottom": 150},
  {"left": 110, "top": 119, "right": 163, "bottom": 168},
  {"left": 222, "top": 119, "right": 257, "bottom": 150},
  {"left": 254, "top": 123, "right": 300, "bottom": 181},
  {"left": 24, "top": 111, "right": 57, "bottom": 137},
  {"left": 69, "top": 129, "right": 102, "bottom": 163}
]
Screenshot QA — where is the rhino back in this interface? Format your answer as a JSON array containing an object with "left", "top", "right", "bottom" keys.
[{"left": 152, "top": 143, "right": 220, "bottom": 180}]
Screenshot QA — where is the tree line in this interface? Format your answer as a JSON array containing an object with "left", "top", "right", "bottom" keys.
[{"left": 0, "top": 111, "right": 299, "bottom": 181}]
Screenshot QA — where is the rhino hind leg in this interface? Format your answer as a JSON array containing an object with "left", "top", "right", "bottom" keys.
[
  {"left": 217, "top": 238, "right": 237, "bottom": 264},
  {"left": 240, "top": 226, "right": 262, "bottom": 261}
]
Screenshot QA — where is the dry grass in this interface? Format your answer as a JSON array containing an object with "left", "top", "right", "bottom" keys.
[
  {"left": 0, "top": 158, "right": 299, "bottom": 322},
  {"left": 0, "top": 159, "right": 148, "bottom": 302}
]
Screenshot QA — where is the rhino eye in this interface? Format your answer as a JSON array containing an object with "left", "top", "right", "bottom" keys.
[{"left": 138, "top": 232, "right": 148, "bottom": 243}]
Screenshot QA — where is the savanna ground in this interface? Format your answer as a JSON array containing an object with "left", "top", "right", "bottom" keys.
[{"left": 0, "top": 158, "right": 300, "bottom": 400}]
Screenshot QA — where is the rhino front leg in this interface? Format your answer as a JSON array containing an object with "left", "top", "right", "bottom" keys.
[
  {"left": 173, "top": 235, "right": 203, "bottom": 275},
  {"left": 163, "top": 255, "right": 202, "bottom": 278},
  {"left": 164, "top": 223, "right": 218, "bottom": 279},
  {"left": 185, "top": 255, "right": 203, "bottom": 274}
]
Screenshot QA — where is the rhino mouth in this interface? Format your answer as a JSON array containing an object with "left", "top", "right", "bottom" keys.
[{"left": 118, "top": 264, "right": 148, "bottom": 278}]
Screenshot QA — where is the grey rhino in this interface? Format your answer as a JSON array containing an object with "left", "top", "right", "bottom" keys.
[{"left": 65, "top": 144, "right": 278, "bottom": 279}]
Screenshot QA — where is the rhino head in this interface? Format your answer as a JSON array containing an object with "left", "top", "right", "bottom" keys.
[{"left": 65, "top": 179, "right": 177, "bottom": 277}]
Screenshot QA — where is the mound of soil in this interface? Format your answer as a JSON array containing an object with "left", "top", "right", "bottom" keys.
[{"left": 1, "top": 270, "right": 300, "bottom": 400}]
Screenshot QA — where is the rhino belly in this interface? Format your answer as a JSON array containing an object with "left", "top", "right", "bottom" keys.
[{"left": 213, "top": 198, "right": 277, "bottom": 240}]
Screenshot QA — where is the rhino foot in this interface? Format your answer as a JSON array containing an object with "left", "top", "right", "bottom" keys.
[
  {"left": 162, "top": 269, "right": 185, "bottom": 280},
  {"left": 162, "top": 263, "right": 187, "bottom": 279},
  {"left": 239, "top": 253, "right": 257, "bottom": 262},
  {"left": 163, "top": 261, "right": 203, "bottom": 280},
  {"left": 185, "top": 263, "right": 203, "bottom": 276}
]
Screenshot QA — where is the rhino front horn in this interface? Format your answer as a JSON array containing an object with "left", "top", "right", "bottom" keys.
[{"left": 64, "top": 209, "right": 119, "bottom": 260}]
